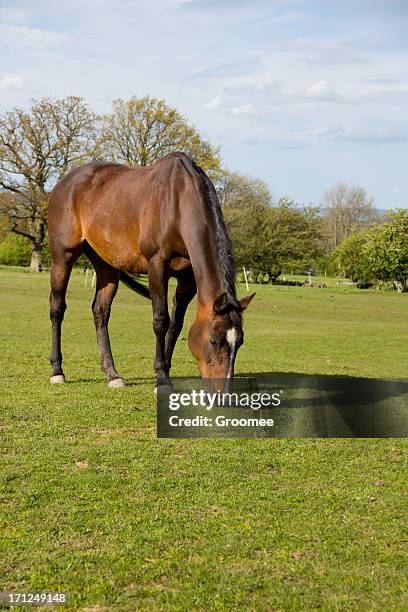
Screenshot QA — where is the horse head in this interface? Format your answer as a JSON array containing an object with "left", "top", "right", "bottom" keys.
[{"left": 188, "top": 291, "right": 255, "bottom": 386}]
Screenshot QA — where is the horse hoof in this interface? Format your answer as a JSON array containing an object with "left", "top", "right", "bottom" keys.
[
  {"left": 155, "top": 383, "right": 173, "bottom": 395},
  {"left": 108, "top": 377, "right": 125, "bottom": 389},
  {"left": 50, "top": 374, "right": 66, "bottom": 384}
]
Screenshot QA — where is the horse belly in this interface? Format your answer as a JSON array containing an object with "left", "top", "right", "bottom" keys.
[{"left": 84, "top": 217, "right": 148, "bottom": 273}]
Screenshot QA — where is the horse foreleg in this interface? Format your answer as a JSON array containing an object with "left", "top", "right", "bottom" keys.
[
  {"left": 49, "top": 254, "right": 76, "bottom": 383},
  {"left": 90, "top": 256, "right": 123, "bottom": 388},
  {"left": 148, "top": 255, "right": 170, "bottom": 387},
  {"left": 165, "top": 268, "right": 196, "bottom": 374}
]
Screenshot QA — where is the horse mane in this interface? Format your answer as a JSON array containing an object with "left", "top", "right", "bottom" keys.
[{"left": 177, "top": 153, "right": 240, "bottom": 311}]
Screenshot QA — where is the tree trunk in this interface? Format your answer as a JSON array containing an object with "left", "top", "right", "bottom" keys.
[{"left": 29, "top": 243, "right": 43, "bottom": 273}]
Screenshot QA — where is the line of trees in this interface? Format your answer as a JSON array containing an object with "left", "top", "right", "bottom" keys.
[
  {"left": 320, "top": 183, "right": 408, "bottom": 291},
  {"left": 219, "top": 172, "right": 323, "bottom": 281},
  {"left": 0, "top": 94, "right": 406, "bottom": 290}
]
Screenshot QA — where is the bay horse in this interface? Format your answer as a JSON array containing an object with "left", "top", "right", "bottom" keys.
[{"left": 48, "top": 152, "right": 255, "bottom": 389}]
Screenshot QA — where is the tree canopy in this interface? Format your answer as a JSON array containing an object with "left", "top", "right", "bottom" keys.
[
  {"left": 331, "top": 231, "right": 372, "bottom": 282},
  {"left": 0, "top": 96, "right": 96, "bottom": 271},
  {"left": 99, "top": 96, "right": 223, "bottom": 181},
  {"left": 365, "top": 210, "right": 408, "bottom": 291},
  {"left": 220, "top": 172, "right": 323, "bottom": 278},
  {"left": 332, "top": 210, "right": 408, "bottom": 291},
  {"left": 323, "top": 181, "right": 380, "bottom": 250}
]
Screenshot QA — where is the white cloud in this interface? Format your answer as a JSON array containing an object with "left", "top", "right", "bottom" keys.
[
  {"left": 227, "top": 77, "right": 365, "bottom": 106},
  {"left": 228, "top": 78, "right": 283, "bottom": 96},
  {"left": 269, "top": 11, "right": 305, "bottom": 25},
  {"left": 304, "top": 80, "right": 370, "bottom": 104},
  {"left": 303, "top": 79, "right": 408, "bottom": 105},
  {"left": 0, "top": 76, "right": 23, "bottom": 89},
  {"left": 232, "top": 103, "right": 255, "bottom": 115},
  {"left": 369, "top": 82, "right": 408, "bottom": 94},
  {"left": 0, "top": 7, "right": 30, "bottom": 24},
  {"left": 205, "top": 95, "right": 222, "bottom": 111},
  {"left": 228, "top": 75, "right": 408, "bottom": 108},
  {"left": 0, "top": 22, "right": 68, "bottom": 52},
  {"left": 204, "top": 97, "right": 256, "bottom": 115},
  {"left": 298, "top": 47, "right": 370, "bottom": 66},
  {"left": 290, "top": 123, "right": 408, "bottom": 146},
  {"left": 335, "top": 126, "right": 408, "bottom": 145}
]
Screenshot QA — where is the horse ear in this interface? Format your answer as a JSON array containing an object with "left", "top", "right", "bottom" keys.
[
  {"left": 239, "top": 293, "right": 256, "bottom": 311},
  {"left": 213, "top": 291, "right": 229, "bottom": 314}
]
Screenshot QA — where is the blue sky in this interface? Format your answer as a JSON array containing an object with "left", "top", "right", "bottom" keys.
[{"left": 0, "top": 0, "right": 407, "bottom": 208}]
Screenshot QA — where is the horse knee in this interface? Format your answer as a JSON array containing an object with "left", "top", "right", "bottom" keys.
[
  {"left": 50, "top": 295, "right": 66, "bottom": 322},
  {"left": 92, "top": 298, "right": 110, "bottom": 327},
  {"left": 153, "top": 312, "right": 170, "bottom": 336}
]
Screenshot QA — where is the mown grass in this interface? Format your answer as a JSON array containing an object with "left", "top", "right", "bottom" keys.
[{"left": 0, "top": 269, "right": 407, "bottom": 610}]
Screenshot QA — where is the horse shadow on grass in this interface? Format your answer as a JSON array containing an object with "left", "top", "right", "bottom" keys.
[
  {"left": 231, "top": 371, "right": 408, "bottom": 437},
  {"left": 66, "top": 371, "right": 408, "bottom": 437}
]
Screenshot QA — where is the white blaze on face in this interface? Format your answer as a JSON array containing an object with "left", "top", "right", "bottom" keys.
[
  {"left": 226, "top": 327, "right": 237, "bottom": 378},
  {"left": 226, "top": 327, "right": 237, "bottom": 349}
]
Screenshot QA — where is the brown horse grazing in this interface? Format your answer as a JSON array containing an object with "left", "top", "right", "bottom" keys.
[{"left": 48, "top": 152, "right": 255, "bottom": 389}]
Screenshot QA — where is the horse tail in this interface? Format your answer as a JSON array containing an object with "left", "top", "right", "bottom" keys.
[{"left": 120, "top": 271, "right": 151, "bottom": 299}]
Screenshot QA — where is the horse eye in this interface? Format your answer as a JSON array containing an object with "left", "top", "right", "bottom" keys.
[{"left": 210, "top": 338, "right": 217, "bottom": 348}]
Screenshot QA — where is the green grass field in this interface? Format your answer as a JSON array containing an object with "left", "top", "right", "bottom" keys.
[{"left": 1, "top": 268, "right": 407, "bottom": 610}]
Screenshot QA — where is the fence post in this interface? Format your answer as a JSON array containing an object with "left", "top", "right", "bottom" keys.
[{"left": 243, "top": 266, "right": 249, "bottom": 292}]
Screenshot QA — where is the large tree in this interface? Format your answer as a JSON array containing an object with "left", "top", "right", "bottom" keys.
[
  {"left": 331, "top": 209, "right": 408, "bottom": 290},
  {"left": 323, "top": 182, "right": 380, "bottom": 251},
  {"left": 220, "top": 171, "right": 323, "bottom": 278},
  {"left": 0, "top": 96, "right": 97, "bottom": 271},
  {"left": 264, "top": 198, "right": 323, "bottom": 278},
  {"left": 99, "top": 96, "right": 223, "bottom": 181},
  {"left": 365, "top": 209, "right": 408, "bottom": 292},
  {"left": 331, "top": 231, "right": 372, "bottom": 282}
]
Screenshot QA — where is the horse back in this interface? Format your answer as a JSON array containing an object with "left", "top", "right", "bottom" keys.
[{"left": 48, "top": 157, "right": 194, "bottom": 273}]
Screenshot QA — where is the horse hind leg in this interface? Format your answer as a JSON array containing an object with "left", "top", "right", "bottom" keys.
[
  {"left": 49, "top": 249, "right": 81, "bottom": 383},
  {"left": 165, "top": 268, "right": 196, "bottom": 374},
  {"left": 87, "top": 248, "right": 124, "bottom": 388},
  {"left": 148, "top": 254, "right": 171, "bottom": 389}
]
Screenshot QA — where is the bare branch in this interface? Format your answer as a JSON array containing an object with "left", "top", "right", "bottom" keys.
[{"left": 5, "top": 224, "right": 35, "bottom": 240}]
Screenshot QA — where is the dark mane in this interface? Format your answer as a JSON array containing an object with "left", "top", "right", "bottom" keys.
[
  {"left": 178, "top": 154, "right": 240, "bottom": 311},
  {"left": 192, "top": 160, "right": 240, "bottom": 309}
]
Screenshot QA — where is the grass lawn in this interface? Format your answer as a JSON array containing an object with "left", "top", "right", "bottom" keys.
[{"left": 0, "top": 268, "right": 407, "bottom": 610}]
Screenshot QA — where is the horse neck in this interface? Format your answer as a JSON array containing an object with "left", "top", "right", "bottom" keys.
[
  {"left": 181, "top": 219, "right": 226, "bottom": 310},
  {"left": 191, "top": 244, "right": 225, "bottom": 310}
]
